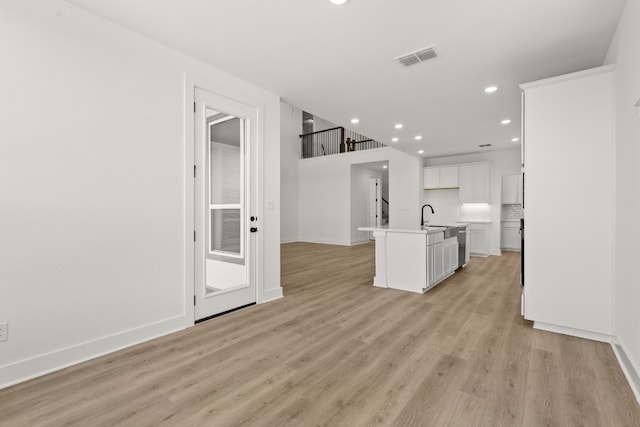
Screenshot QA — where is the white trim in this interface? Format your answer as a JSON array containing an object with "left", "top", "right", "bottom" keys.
[
  {"left": 610, "top": 68, "right": 618, "bottom": 370},
  {"left": 612, "top": 337, "right": 640, "bottom": 405},
  {"left": 258, "top": 287, "right": 283, "bottom": 304},
  {"left": 183, "top": 74, "right": 196, "bottom": 328},
  {"left": 0, "top": 315, "right": 186, "bottom": 389},
  {"left": 533, "top": 322, "right": 614, "bottom": 343},
  {"left": 519, "top": 64, "right": 616, "bottom": 90},
  {"left": 280, "top": 238, "right": 298, "bottom": 244},
  {"left": 184, "top": 73, "right": 280, "bottom": 322},
  {"left": 297, "top": 238, "right": 355, "bottom": 246},
  {"left": 255, "top": 101, "right": 267, "bottom": 311},
  {"left": 373, "top": 277, "right": 388, "bottom": 288},
  {"left": 350, "top": 239, "right": 371, "bottom": 246}
]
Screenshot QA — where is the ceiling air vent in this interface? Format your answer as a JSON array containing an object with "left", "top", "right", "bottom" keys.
[{"left": 395, "top": 45, "right": 438, "bottom": 67}]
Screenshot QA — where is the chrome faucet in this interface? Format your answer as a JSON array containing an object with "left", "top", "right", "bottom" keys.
[{"left": 421, "top": 204, "right": 435, "bottom": 227}]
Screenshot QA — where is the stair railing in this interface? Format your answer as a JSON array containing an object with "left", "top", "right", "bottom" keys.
[{"left": 300, "top": 127, "right": 385, "bottom": 159}]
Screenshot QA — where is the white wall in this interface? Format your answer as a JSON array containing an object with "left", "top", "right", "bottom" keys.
[
  {"left": 313, "top": 116, "right": 338, "bottom": 133},
  {"left": 606, "top": 0, "right": 640, "bottom": 399},
  {"left": 424, "top": 148, "right": 521, "bottom": 255},
  {"left": 280, "top": 102, "right": 301, "bottom": 243},
  {"left": 298, "top": 147, "right": 422, "bottom": 245},
  {"left": 0, "top": 0, "right": 281, "bottom": 387}
]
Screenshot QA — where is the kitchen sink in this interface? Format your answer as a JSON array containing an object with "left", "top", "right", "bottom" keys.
[{"left": 424, "top": 225, "right": 458, "bottom": 239}]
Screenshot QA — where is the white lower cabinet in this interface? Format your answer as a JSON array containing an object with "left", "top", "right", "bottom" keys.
[
  {"left": 427, "top": 236, "right": 458, "bottom": 290},
  {"left": 427, "top": 248, "right": 435, "bottom": 287},
  {"left": 501, "top": 221, "right": 521, "bottom": 251},
  {"left": 374, "top": 229, "right": 460, "bottom": 294},
  {"left": 469, "top": 223, "right": 490, "bottom": 256},
  {"left": 444, "top": 238, "right": 459, "bottom": 273},
  {"left": 433, "top": 241, "right": 445, "bottom": 283}
]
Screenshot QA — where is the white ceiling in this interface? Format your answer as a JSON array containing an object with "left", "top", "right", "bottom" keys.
[{"left": 69, "top": 0, "right": 626, "bottom": 158}]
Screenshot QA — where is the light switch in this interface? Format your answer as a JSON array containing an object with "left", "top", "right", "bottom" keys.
[{"left": 635, "top": 98, "right": 640, "bottom": 120}]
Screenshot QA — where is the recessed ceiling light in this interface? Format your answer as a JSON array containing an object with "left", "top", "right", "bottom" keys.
[
  {"left": 383, "top": 165, "right": 388, "bottom": 169},
  {"left": 501, "top": 119, "right": 511, "bottom": 125},
  {"left": 418, "top": 150, "right": 425, "bottom": 154},
  {"left": 391, "top": 137, "right": 399, "bottom": 142},
  {"left": 484, "top": 86, "right": 498, "bottom": 94},
  {"left": 394, "top": 124, "right": 403, "bottom": 129},
  {"left": 512, "top": 137, "right": 520, "bottom": 142},
  {"left": 350, "top": 118, "right": 359, "bottom": 124},
  {"left": 329, "top": 0, "right": 349, "bottom": 4},
  {"left": 414, "top": 135, "right": 422, "bottom": 140}
]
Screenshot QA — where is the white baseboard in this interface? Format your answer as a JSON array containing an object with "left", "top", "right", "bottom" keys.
[
  {"left": 0, "top": 315, "right": 186, "bottom": 389},
  {"left": 259, "top": 287, "right": 283, "bottom": 303},
  {"left": 612, "top": 337, "right": 640, "bottom": 405},
  {"left": 533, "top": 321, "right": 613, "bottom": 343},
  {"left": 298, "top": 237, "right": 353, "bottom": 246},
  {"left": 373, "top": 275, "right": 387, "bottom": 288},
  {"left": 350, "top": 239, "right": 370, "bottom": 246},
  {"left": 280, "top": 238, "right": 298, "bottom": 244}
]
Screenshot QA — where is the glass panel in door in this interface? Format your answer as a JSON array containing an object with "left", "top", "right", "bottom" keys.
[{"left": 205, "top": 109, "right": 247, "bottom": 295}]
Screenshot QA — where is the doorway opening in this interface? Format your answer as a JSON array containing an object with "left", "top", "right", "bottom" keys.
[{"left": 350, "top": 161, "right": 389, "bottom": 243}]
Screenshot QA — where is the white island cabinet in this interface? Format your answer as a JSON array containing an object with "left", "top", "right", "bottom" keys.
[{"left": 358, "top": 227, "right": 458, "bottom": 294}]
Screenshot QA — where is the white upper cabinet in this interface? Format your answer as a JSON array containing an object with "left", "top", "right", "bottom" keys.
[
  {"left": 424, "top": 168, "right": 440, "bottom": 189},
  {"left": 501, "top": 174, "right": 522, "bottom": 204},
  {"left": 459, "top": 163, "right": 490, "bottom": 203},
  {"left": 423, "top": 166, "right": 459, "bottom": 189},
  {"left": 440, "top": 166, "right": 459, "bottom": 188}
]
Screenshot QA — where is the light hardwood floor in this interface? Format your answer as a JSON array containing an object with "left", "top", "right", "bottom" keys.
[{"left": 1, "top": 242, "right": 639, "bottom": 426}]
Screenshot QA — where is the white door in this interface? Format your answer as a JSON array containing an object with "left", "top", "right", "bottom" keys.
[{"left": 194, "top": 87, "right": 256, "bottom": 321}]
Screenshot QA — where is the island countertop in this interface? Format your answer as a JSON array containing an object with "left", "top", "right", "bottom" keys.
[{"left": 357, "top": 226, "right": 446, "bottom": 235}]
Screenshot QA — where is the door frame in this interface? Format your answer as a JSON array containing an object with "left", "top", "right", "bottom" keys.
[
  {"left": 184, "top": 74, "right": 266, "bottom": 327},
  {"left": 368, "top": 177, "right": 381, "bottom": 239}
]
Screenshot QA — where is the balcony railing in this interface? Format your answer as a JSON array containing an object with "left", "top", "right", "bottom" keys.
[{"left": 300, "top": 126, "right": 385, "bottom": 159}]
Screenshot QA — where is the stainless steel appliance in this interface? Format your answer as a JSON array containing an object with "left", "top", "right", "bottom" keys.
[{"left": 457, "top": 226, "right": 467, "bottom": 269}]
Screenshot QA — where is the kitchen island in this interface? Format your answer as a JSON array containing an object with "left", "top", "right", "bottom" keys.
[{"left": 358, "top": 226, "right": 464, "bottom": 294}]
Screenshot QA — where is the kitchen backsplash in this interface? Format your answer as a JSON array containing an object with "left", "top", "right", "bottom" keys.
[
  {"left": 502, "top": 204, "right": 524, "bottom": 220},
  {"left": 459, "top": 203, "right": 492, "bottom": 221}
]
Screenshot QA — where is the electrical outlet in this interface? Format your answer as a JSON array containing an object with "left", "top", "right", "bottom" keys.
[{"left": 0, "top": 323, "right": 8, "bottom": 342}]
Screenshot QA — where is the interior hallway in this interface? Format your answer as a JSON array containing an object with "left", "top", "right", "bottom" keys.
[{"left": 0, "top": 243, "right": 638, "bottom": 426}]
